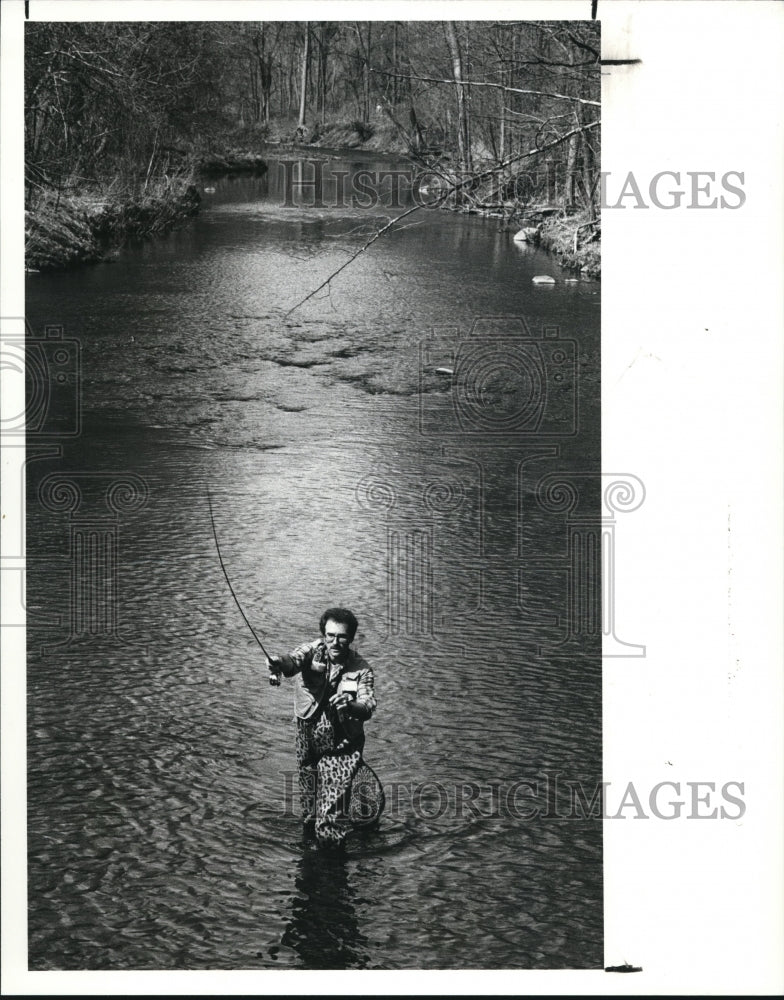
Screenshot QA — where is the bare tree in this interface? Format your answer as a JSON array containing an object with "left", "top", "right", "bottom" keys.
[
  {"left": 443, "top": 21, "right": 472, "bottom": 174},
  {"left": 298, "top": 23, "right": 309, "bottom": 128}
]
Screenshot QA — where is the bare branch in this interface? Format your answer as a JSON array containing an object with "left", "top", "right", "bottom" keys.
[
  {"left": 369, "top": 65, "right": 600, "bottom": 107},
  {"left": 455, "top": 119, "right": 601, "bottom": 191},
  {"left": 284, "top": 118, "right": 600, "bottom": 317},
  {"left": 284, "top": 201, "right": 435, "bottom": 317}
]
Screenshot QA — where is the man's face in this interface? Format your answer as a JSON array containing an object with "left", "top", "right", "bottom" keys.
[{"left": 324, "top": 619, "right": 352, "bottom": 662}]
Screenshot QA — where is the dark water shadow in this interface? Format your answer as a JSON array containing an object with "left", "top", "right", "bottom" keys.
[{"left": 279, "top": 838, "right": 372, "bottom": 969}]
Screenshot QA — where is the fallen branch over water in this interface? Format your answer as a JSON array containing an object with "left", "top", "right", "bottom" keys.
[
  {"left": 284, "top": 120, "right": 601, "bottom": 313},
  {"left": 284, "top": 200, "right": 442, "bottom": 317}
]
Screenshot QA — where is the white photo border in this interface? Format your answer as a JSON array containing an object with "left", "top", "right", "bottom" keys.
[{"left": 2, "top": 0, "right": 783, "bottom": 994}]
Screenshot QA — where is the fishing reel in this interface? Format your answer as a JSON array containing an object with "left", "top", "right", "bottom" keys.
[{"left": 266, "top": 656, "right": 283, "bottom": 686}]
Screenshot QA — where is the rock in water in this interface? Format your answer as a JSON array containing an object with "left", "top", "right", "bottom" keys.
[
  {"left": 532, "top": 275, "right": 556, "bottom": 285},
  {"left": 513, "top": 227, "right": 539, "bottom": 243}
]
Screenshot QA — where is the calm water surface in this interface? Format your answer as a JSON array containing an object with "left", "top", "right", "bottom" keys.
[{"left": 26, "top": 156, "right": 602, "bottom": 970}]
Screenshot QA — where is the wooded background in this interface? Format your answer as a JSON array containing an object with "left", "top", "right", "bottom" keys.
[{"left": 25, "top": 20, "right": 600, "bottom": 211}]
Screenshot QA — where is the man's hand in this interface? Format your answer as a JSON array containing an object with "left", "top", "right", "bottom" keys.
[
  {"left": 266, "top": 656, "right": 282, "bottom": 687},
  {"left": 329, "top": 691, "right": 355, "bottom": 711}
]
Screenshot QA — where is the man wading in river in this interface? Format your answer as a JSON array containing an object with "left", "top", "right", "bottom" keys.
[{"left": 266, "top": 608, "right": 376, "bottom": 847}]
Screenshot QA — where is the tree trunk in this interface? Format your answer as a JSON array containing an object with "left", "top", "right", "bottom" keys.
[
  {"left": 298, "top": 23, "right": 310, "bottom": 128},
  {"left": 402, "top": 24, "right": 423, "bottom": 152},
  {"left": 364, "top": 23, "right": 372, "bottom": 120},
  {"left": 253, "top": 26, "right": 271, "bottom": 125},
  {"left": 318, "top": 24, "right": 327, "bottom": 120},
  {"left": 564, "top": 129, "right": 579, "bottom": 208},
  {"left": 498, "top": 74, "right": 506, "bottom": 161},
  {"left": 497, "top": 25, "right": 506, "bottom": 162},
  {"left": 444, "top": 21, "right": 472, "bottom": 173},
  {"left": 392, "top": 23, "right": 398, "bottom": 105},
  {"left": 583, "top": 133, "right": 597, "bottom": 221}
]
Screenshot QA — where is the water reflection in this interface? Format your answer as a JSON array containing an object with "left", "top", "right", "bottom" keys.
[{"left": 280, "top": 840, "right": 371, "bottom": 969}]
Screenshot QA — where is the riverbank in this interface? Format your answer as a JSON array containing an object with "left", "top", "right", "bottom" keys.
[
  {"left": 276, "top": 122, "right": 602, "bottom": 277},
  {"left": 244, "top": 114, "right": 410, "bottom": 156},
  {"left": 26, "top": 180, "right": 201, "bottom": 272},
  {"left": 450, "top": 201, "right": 601, "bottom": 279},
  {"left": 27, "top": 123, "right": 600, "bottom": 278},
  {"left": 538, "top": 211, "right": 601, "bottom": 278},
  {"left": 25, "top": 148, "right": 268, "bottom": 272},
  {"left": 296, "top": 120, "right": 602, "bottom": 278}
]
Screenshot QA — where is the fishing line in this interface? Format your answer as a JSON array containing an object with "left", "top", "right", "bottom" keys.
[
  {"left": 206, "top": 486, "right": 275, "bottom": 668},
  {"left": 207, "top": 486, "right": 383, "bottom": 826}
]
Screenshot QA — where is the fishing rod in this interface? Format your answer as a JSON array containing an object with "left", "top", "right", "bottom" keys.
[
  {"left": 206, "top": 487, "right": 281, "bottom": 686},
  {"left": 207, "top": 488, "right": 386, "bottom": 827}
]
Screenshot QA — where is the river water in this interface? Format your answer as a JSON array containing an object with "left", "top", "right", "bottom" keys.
[{"left": 25, "top": 154, "right": 602, "bottom": 970}]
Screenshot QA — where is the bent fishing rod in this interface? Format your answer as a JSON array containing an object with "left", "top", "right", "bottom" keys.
[{"left": 206, "top": 487, "right": 281, "bottom": 686}]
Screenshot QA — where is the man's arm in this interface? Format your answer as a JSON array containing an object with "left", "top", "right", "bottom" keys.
[{"left": 267, "top": 640, "right": 317, "bottom": 678}]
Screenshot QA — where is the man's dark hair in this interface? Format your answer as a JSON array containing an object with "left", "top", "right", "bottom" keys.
[{"left": 319, "top": 607, "right": 359, "bottom": 641}]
